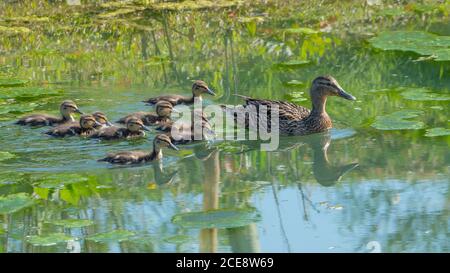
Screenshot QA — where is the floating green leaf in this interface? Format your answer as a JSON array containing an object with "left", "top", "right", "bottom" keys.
[
  {"left": 369, "top": 31, "right": 450, "bottom": 61},
  {"left": 86, "top": 230, "right": 135, "bottom": 243},
  {"left": 274, "top": 60, "right": 310, "bottom": 68},
  {"left": 425, "top": 127, "right": 450, "bottom": 137},
  {"left": 98, "top": 8, "right": 137, "bottom": 19},
  {"left": 0, "top": 152, "right": 15, "bottom": 162},
  {"left": 400, "top": 88, "right": 450, "bottom": 101},
  {"left": 371, "top": 110, "right": 425, "bottom": 130},
  {"left": 0, "top": 78, "right": 28, "bottom": 87},
  {"left": 0, "top": 193, "right": 35, "bottom": 214},
  {"left": 0, "top": 102, "right": 39, "bottom": 115},
  {"left": 0, "top": 25, "right": 30, "bottom": 34},
  {"left": 284, "top": 27, "right": 319, "bottom": 35},
  {"left": 32, "top": 173, "right": 88, "bottom": 189},
  {"left": 26, "top": 233, "right": 73, "bottom": 246},
  {"left": 172, "top": 207, "right": 261, "bottom": 229},
  {"left": 163, "top": 235, "right": 191, "bottom": 244},
  {"left": 47, "top": 219, "right": 94, "bottom": 228},
  {"left": 0, "top": 87, "right": 61, "bottom": 100}
]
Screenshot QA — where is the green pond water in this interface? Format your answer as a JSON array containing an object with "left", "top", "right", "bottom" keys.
[{"left": 0, "top": 1, "right": 449, "bottom": 253}]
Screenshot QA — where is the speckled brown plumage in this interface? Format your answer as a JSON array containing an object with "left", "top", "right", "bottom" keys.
[
  {"left": 16, "top": 100, "right": 83, "bottom": 126},
  {"left": 45, "top": 114, "right": 99, "bottom": 137},
  {"left": 89, "top": 117, "right": 150, "bottom": 140}
]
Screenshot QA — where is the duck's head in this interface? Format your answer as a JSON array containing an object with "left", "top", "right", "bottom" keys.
[
  {"left": 155, "top": 101, "right": 178, "bottom": 118},
  {"left": 80, "top": 114, "right": 101, "bottom": 129},
  {"left": 92, "top": 111, "right": 112, "bottom": 127},
  {"left": 126, "top": 117, "right": 151, "bottom": 132},
  {"left": 192, "top": 80, "right": 216, "bottom": 97},
  {"left": 153, "top": 134, "right": 179, "bottom": 151},
  {"left": 60, "top": 100, "right": 83, "bottom": 118},
  {"left": 311, "top": 76, "right": 356, "bottom": 101}
]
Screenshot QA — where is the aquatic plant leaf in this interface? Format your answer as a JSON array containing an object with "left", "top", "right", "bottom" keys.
[
  {"left": 146, "top": 0, "right": 242, "bottom": 11},
  {"left": 0, "top": 78, "right": 28, "bottom": 87},
  {"left": 86, "top": 230, "right": 135, "bottom": 243},
  {"left": 369, "top": 31, "right": 450, "bottom": 61},
  {"left": 0, "top": 25, "right": 30, "bottom": 34},
  {"left": 0, "top": 151, "right": 15, "bottom": 162},
  {"left": 400, "top": 88, "right": 450, "bottom": 101},
  {"left": 47, "top": 219, "right": 94, "bottom": 228},
  {"left": 163, "top": 235, "right": 191, "bottom": 244},
  {"left": 371, "top": 110, "right": 425, "bottom": 130},
  {"left": 0, "top": 193, "right": 35, "bottom": 214},
  {"left": 0, "top": 87, "right": 61, "bottom": 100},
  {"left": 3, "top": 16, "right": 49, "bottom": 23},
  {"left": 33, "top": 173, "right": 88, "bottom": 189},
  {"left": 172, "top": 207, "right": 261, "bottom": 229},
  {"left": 0, "top": 102, "right": 39, "bottom": 115},
  {"left": 425, "top": 127, "right": 450, "bottom": 137},
  {"left": 275, "top": 60, "right": 310, "bottom": 68},
  {"left": 98, "top": 8, "right": 137, "bottom": 19},
  {"left": 284, "top": 27, "right": 319, "bottom": 35},
  {"left": 26, "top": 233, "right": 73, "bottom": 246}
]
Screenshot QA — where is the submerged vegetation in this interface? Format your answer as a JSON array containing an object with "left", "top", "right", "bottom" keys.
[{"left": 0, "top": 0, "right": 449, "bottom": 252}]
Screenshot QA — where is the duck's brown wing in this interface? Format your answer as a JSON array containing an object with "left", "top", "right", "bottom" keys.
[
  {"left": 236, "top": 95, "right": 310, "bottom": 121},
  {"left": 117, "top": 112, "right": 158, "bottom": 125},
  {"left": 89, "top": 126, "right": 124, "bottom": 140},
  {"left": 143, "top": 95, "right": 187, "bottom": 106},
  {"left": 46, "top": 123, "right": 80, "bottom": 137}
]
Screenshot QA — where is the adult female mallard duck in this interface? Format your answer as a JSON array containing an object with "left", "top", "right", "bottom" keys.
[
  {"left": 143, "top": 80, "right": 215, "bottom": 106},
  {"left": 45, "top": 114, "right": 101, "bottom": 137},
  {"left": 16, "top": 100, "right": 83, "bottom": 126},
  {"left": 224, "top": 76, "right": 356, "bottom": 136},
  {"left": 92, "top": 111, "right": 113, "bottom": 128},
  {"left": 98, "top": 134, "right": 179, "bottom": 164},
  {"left": 89, "top": 117, "right": 150, "bottom": 140},
  {"left": 116, "top": 101, "right": 177, "bottom": 126}
]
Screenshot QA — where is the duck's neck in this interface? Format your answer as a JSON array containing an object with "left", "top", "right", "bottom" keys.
[
  {"left": 310, "top": 93, "right": 328, "bottom": 116},
  {"left": 62, "top": 113, "right": 75, "bottom": 122},
  {"left": 150, "top": 147, "right": 163, "bottom": 161},
  {"left": 187, "top": 95, "right": 202, "bottom": 104}
]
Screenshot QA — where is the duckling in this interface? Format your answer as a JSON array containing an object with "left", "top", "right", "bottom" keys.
[
  {"left": 92, "top": 111, "right": 113, "bottom": 128},
  {"left": 45, "top": 114, "right": 101, "bottom": 137},
  {"left": 143, "top": 80, "right": 215, "bottom": 106},
  {"left": 98, "top": 134, "right": 179, "bottom": 164},
  {"left": 89, "top": 116, "right": 150, "bottom": 140},
  {"left": 116, "top": 101, "right": 176, "bottom": 126},
  {"left": 16, "top": 100, "right": 83, "bottom": 126},
  {"left": 224, "top": 76, "right": 356, "bottom": 136}
]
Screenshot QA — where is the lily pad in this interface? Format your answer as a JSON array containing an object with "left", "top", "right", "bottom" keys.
[
  {"left": 284, "top": 27, "right": 319, "bottom": 35},
  {"left": 369, "top": 31, "right": 450, "bottom": 61},
  {"left": 274, "top": 60, "right": 310, "bottom": 68},
  {"left": 47, "top": 219, "right": 94, "bottom": 228},
  {"left": 0, "top": 152, "right": 15, "bottom": 162},
  {"left": 0, "top": 193, "right": 35, "bottom": 214},
  {"left": 163, "top": 235, "right": 191, "bottom": 244},
  {"left": 0, "top": 25, "right": 30, "bottom": 35},
  {"left": 0, "top": 87, "right": 61, "bottom": 100},
  {"left": 32, "top": 173, "right": 88, "bottom": 189},
  {"left": 371, "top": 110, "right": 425, "bottom": 130},
  {"left": 86, "top": 230, "right": 135, "bottom": 243},
  {"left": 172, "top": 207, "right": 261, "bottom": 229},
  {"left": 26, "top": 233, "right": 73, "bottom": 246},
  {"left": 425, "top": 127, "right": 450, "bottom": 137},
  {"left": 0, "top": 102, "right": 39, "bottom": 115},
  {"left": 0, "top": 78, "right": 28, "bottom": 87},
  {"left": 400, "top": 88, "right": 450, "bottom": 101}
]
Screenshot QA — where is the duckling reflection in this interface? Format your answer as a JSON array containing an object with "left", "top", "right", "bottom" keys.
[
  {"left": 153, "top": 161, "right": 178, "bottom": 186},
  {"left": 305, "top": 133, "right": 359, "bottom": 187}
]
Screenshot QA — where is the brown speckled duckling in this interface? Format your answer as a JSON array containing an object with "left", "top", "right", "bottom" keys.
[
  {"left": 92, "top": 111, "right": 113, "bottom": 128},
  {"left": 143, "top": 80, "right": 215, "bottom": 106},
  {"left": 45, "top": 114, "right": 101, "bottom": 137},
  {"left": 16, "top": 100, "right": 83, "bottom": 126},
  {"left": 98, "top": 134, "right": 179, "bottom": 164},
  {"left": 116, "top": 101, "right": 176, "bottom": 126},
  {"left": 89, "top": 117, "right": 150, "bottom": 140},
  {"left": 224, "top": 76, "right": 356, "bottom": 136}
]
